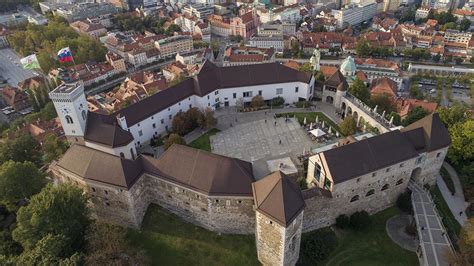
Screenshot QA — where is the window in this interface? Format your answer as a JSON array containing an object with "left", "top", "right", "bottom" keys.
[
  {"left": 399, "top": 163, "right": 404, "bottom": 168},
  {"left": 436, "top": 152, "right": 441, "bottom": 158},
  {"left": 161, "top": 119, "right": 164, "bottom": 124},
  {"left": 119, "top": 152, "right": 124, "bottom": 158},
  {"left": 233, "top": 93, "right": 237, "bottom": 99},
  {"left": 215, "top": 199, "right": 219, "bottom": 203},
  {"left": 92, "top": 187, "right": 96, "bottom": 192},
  {"left": 416, "top": 156, "right": 425, "bottom": 164},
  {"left": 396, "top": 179, "right": 403, "bottom": 185},
  {"left": 381, "top": 184, "right": 389, "bottom": 191},
  {"left": 243, "top": 91, "right": 252, "bottom": 97},
  {"left": 258, "top": 90, "right": 262, "bottom": 96},
  {"left": 276, "top": 88, "right": 283, "bottom": 95},
  {"left": 137, "top": 123, "right": 140, "bottom": 127},
  {"left": 65, "top": 115, "right": 73, "bottom": 124},
  {"left": 238, "top": 200, "right": 242, "bottom": 204},
  {"left": 324, "top": 178, "right": 331, "bottom": 190},
  {"left": 372, "top": 172, "right": 376, "bottom": 177},
  {"left": 151, "top": 116, "right": 154, "bottom": 119},
  {"left": 104, "top": 190, "right": 108, "bottom": 195},
  {"left": 169, "top": 114, "right": 172, "bottom": 120},
  {"left": 214, "top": 91, "right": 219, "bottom": 95},
  {"left": 357, "top": 178, "right": 360, "bottom": 182},
  {"left": 138, "top": 130, "right": 143, "bottom": 136},
  {"left": 295, "top": 86, "right": 299, "bottom": 93},
  {"left": 314, "top": 164, "right": 322, "bottom": 181},
  {"left": 82, "top": 110, "right": 87, "bottom": 120},
  {"left": 366, "top": 189, "right": 375, "bottom": 196},
  {"left": 215, "top": 98, "right": 219, "bottom": 103},
  {"left": 386, "top": 168, "right": 390, "bottom": 173},
  {"left": 207, "top": 95, "right": 210, "bottom": 99},
  {"left": 350, "top": 195, "right": 359, "bottom": 202},
  {"left": 189, "top": 104, "right": 192, "bottom": 108},
  {"left": 152, "top": 123, "right": 156, "bottom": 129},
  {"left": 226, "top": 200, "right": 230, "bottom": 206}
]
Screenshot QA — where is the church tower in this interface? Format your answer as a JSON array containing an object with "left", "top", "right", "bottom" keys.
[
  {"left": 49, "top": 81, "right": 88, "bottom": 143},
  {"left": 252, "top": 172, "right": 305, "bottom": 266}
]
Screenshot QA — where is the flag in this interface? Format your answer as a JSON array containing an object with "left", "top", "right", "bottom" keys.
[
  {"left": 57, "top": 47, "right": 74, "bottom": 63},
  {"left": 20, "top": 54, "right": 41, "bottom": 69}
]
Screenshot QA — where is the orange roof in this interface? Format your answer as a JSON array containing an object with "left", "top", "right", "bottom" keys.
[
  {"left": 395, "top": 98, "right": 438, "bottom": 118},
  {"left": 282, "top": 60, "right": 301, "bottom": 70},
  {"left": 355, "top": 71, "right": 368, "bottom": 81},
  {"left": 320, "top": 65, "right": 338, "bottom": 78},
  {"left": 369, "top": 77, "right": 398, "bottom": 97}
]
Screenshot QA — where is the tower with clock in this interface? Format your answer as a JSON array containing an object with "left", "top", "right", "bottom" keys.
[{"left": 49, "top": 81, "right": 88, "bottom": 142}]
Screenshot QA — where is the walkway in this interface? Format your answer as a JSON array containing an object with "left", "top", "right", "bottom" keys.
[
  {"left": 437, "top": 162, "right": 468, "bottom": 226},
  {"left": 409, "top": 181, "right": 455, "bottom": 266},
  {"left": 385, "top": 215, "right": 419, "bottom": 252}
]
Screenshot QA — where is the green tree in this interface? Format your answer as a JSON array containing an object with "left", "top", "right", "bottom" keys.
[
  {"left": 164, "top": 133, "right": 185, "bottom": 150},
  {"left": 12, "top": 184, "right": 90, "bottom": 255},
  {"left": 437, "top": 103, "right": 468, "bottom": 128},
  {"left": 42, "top": 134, "right": 68, "bottom": 163},
  {"left": 339, "top": 115, "right": 357, "bottom": 136},
  {"left": 85, "top": 223, "right": 149, "bottom": 265},
  {"left": 250, "top": 95, "right": 265, "bottom": 108},
  {"left": 165, "top": 24, "right": 181, "bottom": 36},
  {"left": 447, "top": 120, "right": 474, "bottom": 165},
  {"left": 298, "top": 62, "right": 313, "bottom": 73},
  {"left": 200, "top": 107, "right": 217, "bottom": 129},
  {"left": 315, "top": 71, "right": 325, "bottom": 82},
  {"left": 409, "top": 85, "right": 424, "bottom": 100},
  {"left": 402, "top": 106, "right": 428, "bottom": 126},
  {"left": 370, "top": 94, "right": 397, "bottom": 115},
  {"left": 459, "top": 18, "right": 472, "bottom": 32},
  {"left": 349, "top": 211, "right": 371, "bottom": 230},
  {"left": 390, "top": 112, "right": 402, "bottom": 126},
  {"left": 291, "top": 41, "right": 300, "bottom": 57},
  {"left": 349, "top": 79, "right": 370, "bottom": 104},
  {"left": 299, "top": 228, "right": 337, "bottom": 264},
  {"left": 355, "top": 38, "right": 371, "bottom": 57},
  {"left": 0, "top": 133, "right": 41, "bottom": 165},
  {"left": 0, "top": 161, "right": 44, "bottom": 207},
  {"left": 432, "top": 53, "right": 441, "bottom": 62}
]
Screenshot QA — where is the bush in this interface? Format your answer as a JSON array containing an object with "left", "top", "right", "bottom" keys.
[
  {"left": 397, "top": 191, "right": 413, "bottom": 214},
  {"left": 349, "top": 211, "right": 371, "bottom": 230},
  {"left": 335, "top": 214, "right": 350, "bottom": 229},
  {"left": 271, "top": 96, "right": 285, "bottom": 107},
  {"left": 295, "top": 101, "right": 311, "bottom": 108},
  {"left": 299, "top": 227, "right": 337, "bottom": 265}
]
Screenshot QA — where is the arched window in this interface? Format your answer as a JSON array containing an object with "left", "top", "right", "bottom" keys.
[
  {"left": 119, "top": 152, "right": 124, "bottom": 158},
  {"left": 350, "top": 195, "right": 359, "bottom": 202},
  {"left": 366, "top": 189, "right": 375, "bottom": 197},
  {"left": 381, "top": 184, "right": 389, "bottom": 191},
  {"left": 396, "top": 179, "right": 404, "bottom": 185},
  {"left": 65, "top": 115, "right": 73, "bottom": 124},
  {"left": 130, "top": 148, "right": 135, "bottom": 160},
  {"left": 82, "top": 110, "right": 87, "bottom": 120}
]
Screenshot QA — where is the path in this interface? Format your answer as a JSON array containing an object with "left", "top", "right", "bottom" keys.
[
  {"left": 409, "top": 181, "right": 455, "bottom": 266},
  {"left": 437, "top": 162, "right": 468, "bottom": 226},
  {"left": 385, "top": 215, "right": 418, "bottom": 252}
]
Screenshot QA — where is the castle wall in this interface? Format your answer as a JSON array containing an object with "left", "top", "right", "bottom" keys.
[
  {"left": 415, "top": 147, "right": 448, "bottom": 186},
  {"left": 283, "top": 211, "right": 303, "bottom": 266},
  {"left": 256, "top": 211, "right": 285, "bottom": 265}
]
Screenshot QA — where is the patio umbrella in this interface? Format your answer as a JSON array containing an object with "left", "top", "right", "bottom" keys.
[
  {"left": 322, "top": 120, "right": 325, "bottom": 128},
  {"left": 336, "top": 131, "right": 340, "bottom": 137},
  {"left": 310, "top": 128, "right": 326, "bottom": 138},
  {"left": 373, "top": 105, "right": 378, "bottom": 114},
  {"left": 303, "top": 116, "right": 307, "bottom": 125},
  {"left": 310, "top": 122, "right": 313, "bottom": 130},
  {"left": 328, "top": 127, "right": 332, "bottom": 134},
  {"left": 315, "top": 115, "right": 319, "bottom": 123}
]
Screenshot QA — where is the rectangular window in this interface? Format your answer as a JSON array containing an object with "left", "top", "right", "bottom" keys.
[
  {"left": 207, "top": 95, "right": 210, "bottom": 99},
  {"left": 386, "top": 168, "right": 390, "bottom": 173},
  {"left": 169, "top": 115, "right": 172, "bottom": 120},
  {"left": 161, "top": 119, "right": 164, "bottom": 124},
  {"left": 314, "top": 164, "right": 322, "bottom": 182},
  {"left": 258, "top": 90, "right": 262, "bottom": 96},
  {"left": 215, "top": 91, "right": 219, "bottom": 95},
  {"left": 372, "top": 172, "right": 376, "bottom": 177},
  {"left": 215, "top": 98, "right": 219, "bottom": 103},
  {"left": 138, "top": 130, "right": 143, "bottom": 136},
  {"left": 324, "top": 178, "right": 331, "bottom": 190},
  {"left": 233, "top": 93, "right": 236, "bottom": 99},
  {"left": 295, "top": 86, "right": 299, "bottom": 92},
  {"left": 189, "top": 104, "right": 192, "bottom": 108},
  {"left": 243, "top": 91, "right": 252, "bottom": 97},
  {"left": 399, "top": 163, "right": 404, "bottom": 168},
  {"left": 436, "top": 152, "right": 441, "bottom": 158},
  {"left": 152, "top": 123, "right": 156, "bottom": 129},
  {"left": 276, "top": 88, "right": 283, "bottom": 95}
]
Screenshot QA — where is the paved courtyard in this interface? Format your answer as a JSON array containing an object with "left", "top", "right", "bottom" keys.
[{"left": 211, "top": 117, "right": 313, "bottom": 165}]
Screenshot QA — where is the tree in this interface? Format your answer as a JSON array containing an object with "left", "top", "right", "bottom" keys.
[
  {"left": 339, "top": 115, "right": 357, "bottom": 136},
  {"left": 172, "top": 111, "right": 191, "bottom": 136},
  {"left": 211, "top": 40, "right": 220, "bottom": 59},
  {"left": 165, "top": 24, "right": 181, "bottom": 36},
  {"left": 355, "top": 38, "right": 371, "bottom": 57},
  {"left": 164, "top": 133, "right": 185, "bottom": 150},
  {"left": 298, "top": 62, "right": 313, "bottom": 73},
  {"left": 370, "top": 94, "right": 397, "bottom": 115},
  {"left": 460, "top": 18, "right": 472, "bottom": 32},
  {"left": 402, "top": 106, "right": 428, "bottom": 126},
  {"left": 315, "top": 71, "right": 325, "bottom": 82},
  {"left": 349, "top": 211, "right": 371, "bottom": 230},
  {"left": 299, "top": 228, "right": 337, "bottom": 264},
  {"left": 271, "top": 96, "right": 285, "bottom": 107},
  {"left": 0, "top": 161, "right": 44, "bottom": 207},
  {"left": 200, "top": 107, "right": 217, "bottom": 129},
  {"left": 349, "top": 79, "right": 370, "bottom": 104},
  {"left": 291, "top": 41, "right": 300, "bottom": 57},
  {"left": 409, "top": 85, "right": 424, "bottom": 100},
  {"left": 250, "top": 95, "right": 265, "bottom": 108},
  {"left": 432, "top": 53, "right": 441, "bottom": 62},
  {"left": 13, "top": 184, "right": 90, "bottom": 257},
  {"left": 455, "top": 57, "right": 463, "bottom": 65},
  {"left": 390, "top": 112, "right": 402, "bottom": 126},
  {"left": 447, "top": 120, "right": 474, "bottom": 165},
  {"left": 0, "top": 133, "right": 41, "bottom": 165},
  {"left": 85, "top": 223, "right": 149, "bottom": 265},
  {"left": 235, "top": 97, "right": 244, "bottom": 111},
  {"left": 335, "top": 214, "right": 350, "bottom": 229},
  {"left": 454, "top": 218, "right": 474, "bottom": 265},
  {"left": 42, "top": 134, "right": 68, "bottom": 163},
  {"left": 437, "top": 103, "right": 468, "bottom": 128}
]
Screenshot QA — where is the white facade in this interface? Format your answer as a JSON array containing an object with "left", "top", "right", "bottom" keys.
[
  {"left": 249, "top": 36, "right": 285, "bottom": 52},
  {"left": 49, "top": 81, "right": 88, "bottom": 138},
  {"left": 85, "top": 140, "right": 137, "bottom": 160},
  {"left": 332, "top": 1, "right": 377, "bottom": 28}
]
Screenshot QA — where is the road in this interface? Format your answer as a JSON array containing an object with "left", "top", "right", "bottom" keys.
[
  {"left": 0, "top": 48, "right": 37, "bottom": 87},
  {"left": 440, "top": 79, "right": 449, "bottom": 107}
]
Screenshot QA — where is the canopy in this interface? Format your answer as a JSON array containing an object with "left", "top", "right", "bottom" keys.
[{"left": 310, "top": 128, "right": 326, "bottom": 138}]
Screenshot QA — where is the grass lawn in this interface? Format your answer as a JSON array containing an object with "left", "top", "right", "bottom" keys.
[
  {"left": 430, "top": 185, "right": 462, "bottom": 236},
  {"left": 440, "top": 166, "right": 455, "bottom": 195},
  {"left": 322, "top": 207, "right": 419, "bottom": 266},
  {"left": 127, "top": 204, "right": 258, "bottom": 266},
  {"left": 187, "top": 128, "right": 220, "bottom": 152},
  {"left": 276, "top": 112, "right": 341, "bottom": 134}
]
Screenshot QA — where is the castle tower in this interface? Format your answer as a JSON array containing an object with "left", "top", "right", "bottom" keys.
[
  {"left": 49, "top": 81, "right": 88, "bottom": 143},
  {"left": 334, "top": 82, "right": 347, "bottom": 110},
  {"left": 252, "top": 171, "right": 305, "bottom": 266},
  {"left": 309, "top": 47, "right": 320, "bottom": 72}
]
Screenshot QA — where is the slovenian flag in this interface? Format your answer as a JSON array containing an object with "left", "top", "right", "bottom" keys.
[{"left": 57, "top": 47, "right": 73, "bottom": 63}]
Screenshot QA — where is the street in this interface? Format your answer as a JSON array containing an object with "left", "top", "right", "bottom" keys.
[{"left": 0, "top": 48, "right": 37, "bottom": 87}]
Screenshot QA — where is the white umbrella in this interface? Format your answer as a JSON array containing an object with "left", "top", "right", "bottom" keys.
[
  {"left": 310, "top": 122, "right": 313, "bottom": 129},
  {"left": 303, "top": 116, "right": 307, "bottom": 125},
  {"left": 310, "top": 128, "right": 326, "bottom": 138},
  {"left": 315, "top": 115, "right": 319, "bottom": 123},
  {"left": 328, "top": 127, "right": 332, "bottom": 134},
  {"left": 322, "top": 120, "right": 325, "bottom": 128},
  {"left": 336, "top": 131, "right": 340, "bottom": 137}
]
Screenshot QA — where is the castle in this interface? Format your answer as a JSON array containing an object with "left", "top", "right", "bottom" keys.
[{"left": 49, "top": 61, "right": 450, "bottom": 266}]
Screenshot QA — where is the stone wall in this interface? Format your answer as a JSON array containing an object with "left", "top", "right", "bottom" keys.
[
  {"left": 283, "top": 211, "right": 303, "bottom": 266},
  {"left": 415, "top": 147, "right": 448, "bottom": 186},
  {"left": 255, "top": 210, "right": 284, "bottom": 265}
]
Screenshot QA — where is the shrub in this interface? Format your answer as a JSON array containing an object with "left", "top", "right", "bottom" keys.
[
  {"left": 271, "top": 96, "right": 285, "bottom": 107},
  {"left": 295, "top": 101, "right": 311, "bottom": 108},
  {"left": 397, "top": 191, "right": 413, "bottom": 214},
  {"left": 335, "top": 214, "right": 350, "bottom": 229},
  {"left": 349, "top": 211, "right": 371, "bottom": 230},
  {"left": 299, "top": 227, "right": 337, "bottom": 265}
]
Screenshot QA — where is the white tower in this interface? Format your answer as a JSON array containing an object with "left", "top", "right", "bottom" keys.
[{"left": 49, "top": 81, "right": 88, "bottom": 142}]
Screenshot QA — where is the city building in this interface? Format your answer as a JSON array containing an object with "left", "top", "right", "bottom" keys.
[
  {"left": 223, "top": 46, "right": 275, "bottom": 66},
  {"left": 182, "top": 4, "right": 215, "bottom": 19},
  {"left": 332, "top": 1, "right": 378, "bottom": 28},
  {"left": 52, "top": 2, "right": 119, "bottom": 22},
  {"left": 155, "top": 35, "right": 193, "bottom": 58},
  {"left": 70, "top": 20, "right": 107, "bottom": 39},
  {"left": 1, "top": 86, "right": 30, "bottom": 111},
  {"left": 249, "top": 35, "right": 285, "bottom": 52}
]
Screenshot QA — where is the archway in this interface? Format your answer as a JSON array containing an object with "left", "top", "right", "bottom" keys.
[
  {"left": 326, "top": 96, "right": 334, "bottom": 104},
  {"left": 410, "top": 167, "right": 422, "bottom": 181},
  {"left": 352, "top": 111, "right": 359, "bottom": 125},
  {"left": 347, "top": 106, "right": 352, "bottom": 116},
  {"left": 341, "top": 102, "right": 347, "bottom": 118}
]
